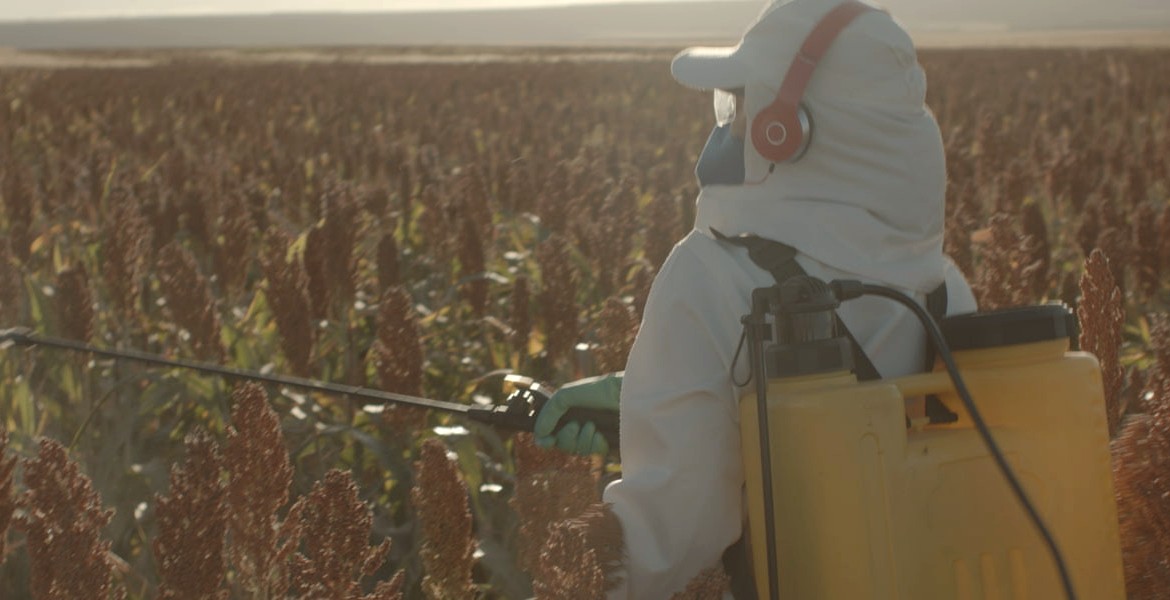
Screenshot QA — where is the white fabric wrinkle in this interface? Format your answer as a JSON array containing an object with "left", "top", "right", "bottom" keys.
[{"left": 604, "top": 237, "right": 752, "bottom": 599}]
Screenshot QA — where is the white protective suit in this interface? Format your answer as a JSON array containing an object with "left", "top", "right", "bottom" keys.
[{"left": 600, "top": 0, "right": 978, "bottom": 597}]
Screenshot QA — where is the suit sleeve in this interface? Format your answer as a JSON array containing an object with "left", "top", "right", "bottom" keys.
[{"left": 602, "top": 243, "right": 747, "bottom": 599}]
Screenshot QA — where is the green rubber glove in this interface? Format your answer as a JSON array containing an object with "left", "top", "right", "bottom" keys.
[{"left": 534, "top": 372, "right": 622, "bottom": 456}]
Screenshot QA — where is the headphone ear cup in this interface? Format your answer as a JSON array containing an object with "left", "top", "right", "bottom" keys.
[{"left": 751, "top": 102, "right": 813, "bottom": 164}]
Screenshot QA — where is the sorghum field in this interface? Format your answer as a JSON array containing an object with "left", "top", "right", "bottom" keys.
[{"left": 0, "top": 46, "right": 1168, "bottom": 599}]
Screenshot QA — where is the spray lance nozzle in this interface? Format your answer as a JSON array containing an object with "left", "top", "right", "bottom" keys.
[{"left": 0, "top": 327, "right": 34, "bottom": 350}]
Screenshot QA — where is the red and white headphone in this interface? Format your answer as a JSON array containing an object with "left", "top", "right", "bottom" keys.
[{"left": 750, "top": 0, "right": 879, "bottom": 163}]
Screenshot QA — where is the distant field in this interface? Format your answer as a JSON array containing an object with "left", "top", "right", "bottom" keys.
[{"left": 2, "top": 29, "right": 1170, "bottom": 69}]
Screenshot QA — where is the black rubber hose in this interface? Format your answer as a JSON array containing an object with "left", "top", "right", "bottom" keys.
[{"left": 831, "top": 282, "right": 1077, "bottom": 600}]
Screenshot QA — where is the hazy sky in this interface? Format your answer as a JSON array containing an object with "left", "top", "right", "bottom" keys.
[{"left": 3, "top": 0, "right": 689, "bottom": 21}]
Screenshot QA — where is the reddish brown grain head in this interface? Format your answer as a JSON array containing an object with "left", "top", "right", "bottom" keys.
[
  {"left": 974, "top": 213, "right": 1040, "bottom": 310},
  {"left": 1134, "top": 203, "right": 1161, "bottom": 299},
  {"left": 1112, "top": 401, "right": 1170, "bottom": 598},
  {"left": 591, "top": 181, "right": 639, "bottom": 296},
  {"left": 99, "top": 199, "right": 151, "bottom": 322},
  {"left": 157, "top": 242, "right": 225, "bottom": 362},
  {"left": 55, "top": 265, "right": 94, "bottom": 343},
  {"left": 224, "top": 382, "right": 302, "bottom": 598},
  {"left": 2, "top": 169, "right": 34, "bottom": 262},
  {"left": 537, "top": 234, "right": 578, "bottom": 367},
  {"left": 303, "top": 224, "right": 332, "bottom": 321},
  {"left": 1155, "top": 204, "right": 1170, "bottom": 281},
  {"left": 1079, "top": 249, "right": 1125, "bottom": 438},
  {"left": 291, "top": 469, "right": 393, "bottom": 599},
  {"left": 153, "top": 431, "right": 229, "bottom": 600},
  {"left": 0, "top": 428, "right": 16, "bottom": 562},
  {"left": 643, "top": 193, "right": 682, "bottom": 271},
  {"left": 412, "top": 439, "right": 475, "bottom": 600},
  {"left": 594, "top": 296, "right": 638, "bottom": 374},
  {"left": 213, "top": 193, "right": 254, "bottom": 298},
  {"left": 1097, "top": 227, "right": 1131, "bottom": 298},
  {"left": 534, "top": 502, "right": 624, "bottom": 599},
  {"left": 17, "top": 438, "right": 126, "bottom": 600},
  {"left": 370, "top": 287, "right": 427, "bottom": 436},
  {"left": 944, "top": 188, "right": 979, "bottom": 281},
  {"left": 510, "top": 434, "right": 600, "bottom": 575},
  {"left": 668, "top": 566, "right": 732, "bottom": 600},
  {"left": 318, "top": 183, "right": 361, "bottom": 308},
  {"left": 260, "top": 229, "right": 316, "bottom": 377}
]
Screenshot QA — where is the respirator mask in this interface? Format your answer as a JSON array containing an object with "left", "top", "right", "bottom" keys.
[{"left": 695, "top": 89, "right": 746, "bottom": 187}]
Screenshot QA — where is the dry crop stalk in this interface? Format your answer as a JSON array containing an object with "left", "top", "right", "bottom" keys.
[
  {"left": 1079, "top": 249, "right": 1125, "bottom": 438},
  {"left": 0, "top": 244, "right": 19, "bottom": 325},
  {"left": 511, "top": 275, "right": 532, "bottom": 359},
  {"left": 458, "top": 213, "right": 488, "bottom": 317},
  {"left": 376, "top": 230, "right": 400, "bottom": 298},
  {"left": 1076, "top": 199, "right": 1102, "bottom": 259},
  {"left": 2, "top": 168, "right": 33, "bottom": 262},
  {"left": 224, "top": 382, "right": 304, "bottom": 599},
  {"left": 303, "top": 225, "right": 333, "bottom": 321},
  {"left": 153, "top": 431, "right": 229, "bottom": 600},
  {"left": 1020, "top": 201, "right": 1052, "bottom": 298},
  {"left": 412, "top": 439, "right": 475, "bottom": 600},
  {"left": 17, "top": 438, "right": 126, "bottom": 600}
]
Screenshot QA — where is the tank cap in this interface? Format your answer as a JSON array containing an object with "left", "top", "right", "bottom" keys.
[{"left": 940, "top": 304, "right": 1077, "bottom": 351}]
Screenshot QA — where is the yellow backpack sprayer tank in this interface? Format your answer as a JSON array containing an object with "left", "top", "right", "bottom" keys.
[{"left": 737, "top": 276, "right": 1124, "bottom": 600}]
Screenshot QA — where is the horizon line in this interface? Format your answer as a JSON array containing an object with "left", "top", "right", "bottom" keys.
[{"left": 0, "top": 0, "right": 750, "bottom": 24}]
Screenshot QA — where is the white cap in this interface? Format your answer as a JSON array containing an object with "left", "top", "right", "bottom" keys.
[{"left": 671, "top": 0, "right": 920, "bottom": 106}]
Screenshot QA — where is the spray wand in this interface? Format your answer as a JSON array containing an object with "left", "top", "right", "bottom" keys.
[{"left": 0, "top": 327, "right": 619, "bottom": 448}]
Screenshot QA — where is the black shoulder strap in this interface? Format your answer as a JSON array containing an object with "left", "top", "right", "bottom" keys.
[{"left": 712, "top": 228, "right": 882, "bottom": 382}]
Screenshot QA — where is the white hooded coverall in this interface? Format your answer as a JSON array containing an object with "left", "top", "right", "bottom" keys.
[{"left": 600, "top": 0, "right": 978, "bottom": 597}]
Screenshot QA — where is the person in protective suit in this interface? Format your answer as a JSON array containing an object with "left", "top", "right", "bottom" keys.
[{"left": 535, "top": 0, "right": 978, "bottom": 597}]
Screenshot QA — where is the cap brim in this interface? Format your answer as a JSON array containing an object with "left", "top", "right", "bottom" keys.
[{"left": 670, "top": 45, "right": 752, "bottom": 91}]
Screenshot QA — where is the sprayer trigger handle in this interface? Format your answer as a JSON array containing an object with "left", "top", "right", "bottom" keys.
[{"left": 556, "top": 407, "right": 620, "bottom": 451}]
